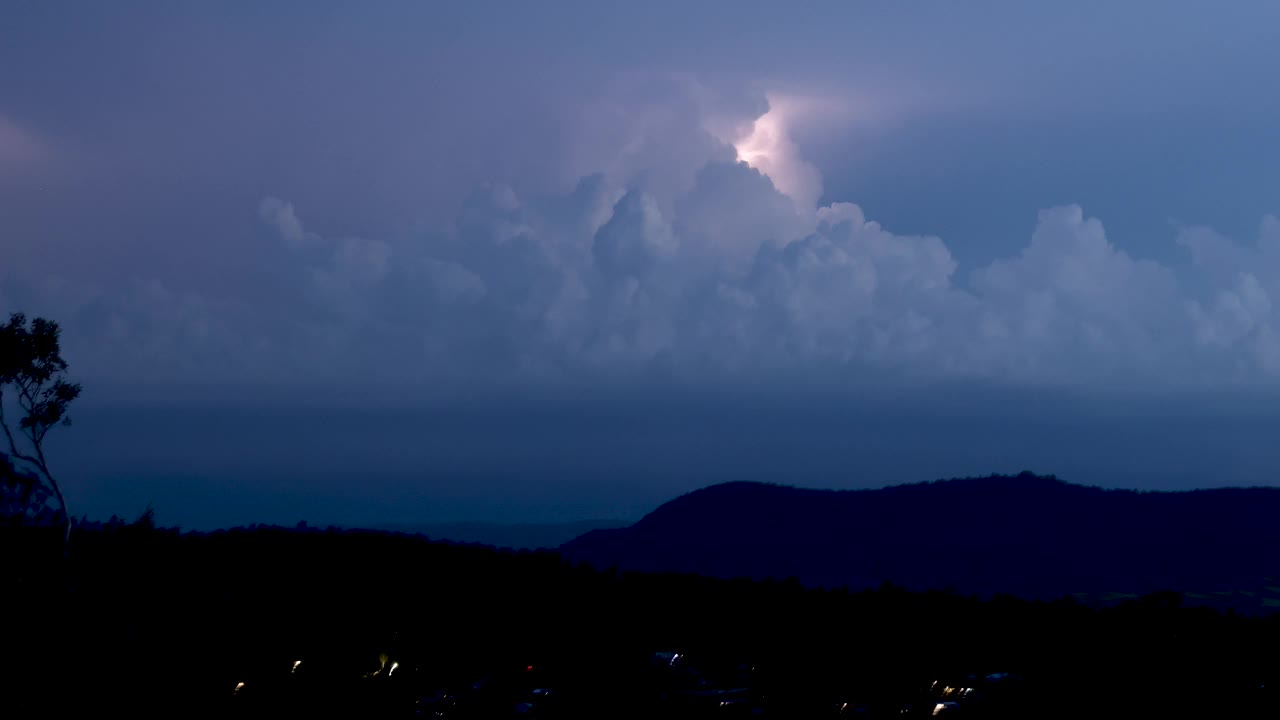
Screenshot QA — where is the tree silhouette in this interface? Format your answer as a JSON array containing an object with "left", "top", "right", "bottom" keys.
[
  {"left": 1, "top": 454, "right": 55, "bottom": 525},
  {"left": 0, "top": 312, "right": 81, "bottom": 546}
]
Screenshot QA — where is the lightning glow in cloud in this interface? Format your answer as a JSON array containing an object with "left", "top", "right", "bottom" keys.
[{"left": 731, "top": 96, "right": 823, "bottom": 211}]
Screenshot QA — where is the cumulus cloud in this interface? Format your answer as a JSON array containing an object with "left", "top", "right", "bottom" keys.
[
  {"left": 675, "top": 160, "right": 811, "bottom": 266},
  {"left": 592, "top": 192, "right": 678, "bottom": 280},
  {"left": 1177, "top": 217, "right": 1280, "bottom": 378},
  {"left": 0, "top": 272, "right": 271, "bottom": 384},
  {"left": 557, "top": 73, "right": 746, "bottom": 212},
  {"left": 968, "top": 206, "right": 1186, "bottom": 383},
  {"left": 8, "top": 87, "right": 1280, "bottom": 392},
  {"left": 258, "top": 197, "right": 314, "bottom": 249}
]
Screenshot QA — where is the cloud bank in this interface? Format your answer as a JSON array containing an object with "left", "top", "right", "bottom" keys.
[{"left": 3, "top": 89, "right": 1280, "bottom": 395}]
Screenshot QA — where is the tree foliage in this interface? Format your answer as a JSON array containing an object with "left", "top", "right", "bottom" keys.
[
  {"left": 0, "top": 455, "right": 55, "bottom": 525},
  {"left": 0, "top": 312, "right": 81, "bottom": 540}
]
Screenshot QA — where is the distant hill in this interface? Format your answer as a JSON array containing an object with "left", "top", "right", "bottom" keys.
[
  {"left": 560, "top": 473, "right": 1280, "bottom": 605},
  {"left": 375, "top": 520, "right": 627, "bottom": 550}
]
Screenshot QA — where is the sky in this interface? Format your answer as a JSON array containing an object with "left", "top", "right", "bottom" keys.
[{"left": 5, "top": 1, "right": 1280, "bottom": 529}]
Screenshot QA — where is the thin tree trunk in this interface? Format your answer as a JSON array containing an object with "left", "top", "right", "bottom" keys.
[
  {"left": 50, "top": 474, "right": 71, "bottom": 551},
  {"left": 33, "top": 444, "right": 71, "bottom": 554}
]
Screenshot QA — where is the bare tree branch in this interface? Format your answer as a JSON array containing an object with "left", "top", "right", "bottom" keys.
[{"left": 0, "top": 393, "right": 44, "bottom": 472}]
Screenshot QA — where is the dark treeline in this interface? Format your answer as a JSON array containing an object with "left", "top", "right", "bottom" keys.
[{"left": 5, "top": 520, "right": 1280, "bottom": 718}]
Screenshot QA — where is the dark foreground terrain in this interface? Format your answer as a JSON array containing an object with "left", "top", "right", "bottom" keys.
[{"left": 5, "top": 517, "right": 1280, "bottom": 718}]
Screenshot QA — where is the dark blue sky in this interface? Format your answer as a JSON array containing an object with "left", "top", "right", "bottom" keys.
[{"left": 5, "top": 1, "right": 1280, "bottom": 528}]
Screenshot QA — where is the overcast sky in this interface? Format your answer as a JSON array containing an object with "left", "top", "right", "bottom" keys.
[{"left": 5, "top": 1, "right": 1280, "bottom": 528}]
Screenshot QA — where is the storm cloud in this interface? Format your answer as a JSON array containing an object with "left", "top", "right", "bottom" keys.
[
  {"left": 6, "top": 2, "right": 1280, "bottom": 527},
  {"left": 7, "top": 98, "right": 1280, "bottom": 391}
]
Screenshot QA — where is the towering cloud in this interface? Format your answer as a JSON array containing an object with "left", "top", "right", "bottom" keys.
[{"left": 4, "top": 89, "right": 1280, "bottom": 393}]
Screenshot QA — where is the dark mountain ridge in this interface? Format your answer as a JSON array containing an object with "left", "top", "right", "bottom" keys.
[{"left": 561, "top": 473, "right": 1280, "bottom": 603}]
